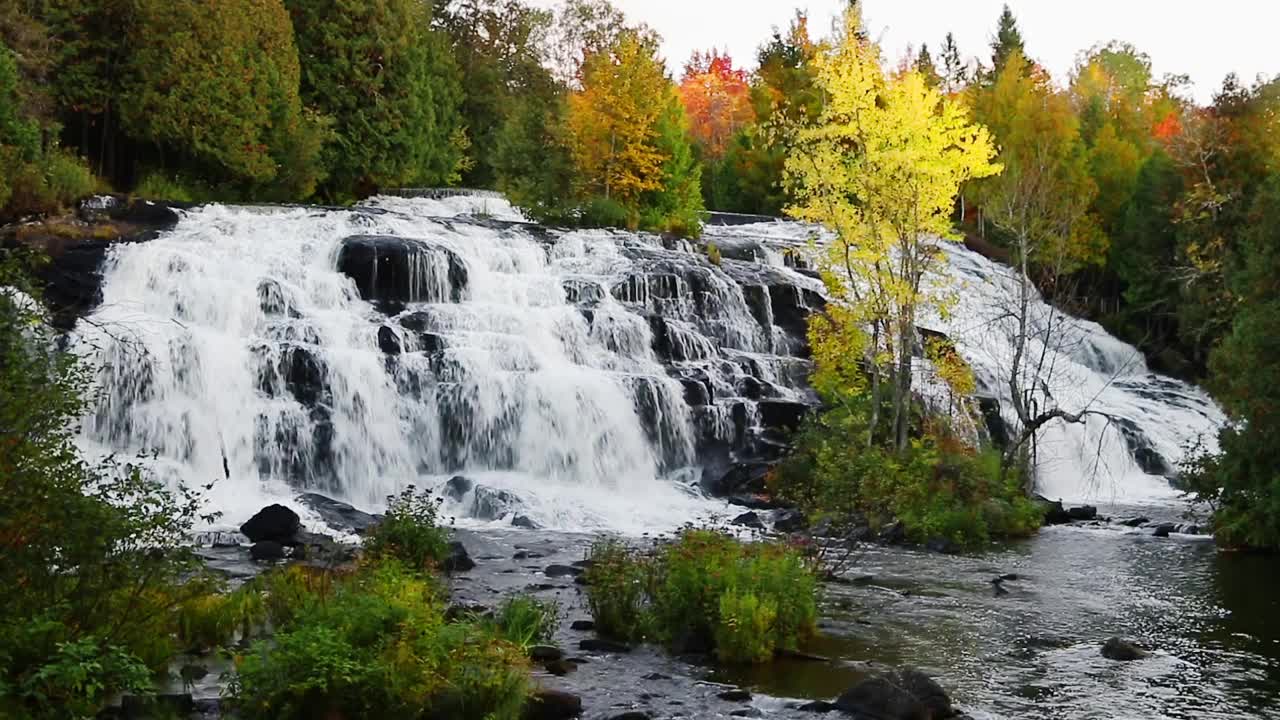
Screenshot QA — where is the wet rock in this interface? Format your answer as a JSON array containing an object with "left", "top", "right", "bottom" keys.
[
  {"left": 377, "top": 325, "right": 402, "bottom": 355},
  {"left": 272, "top": 345, "right": 326, "bottom": 406},
  {"left": 680, "top": 377, "right": 712, "bottom": 406},
  {"left": 796, "top": 700, "right": 836, "bottom": 713},
  {"left": 522, "top": 689, "right": 583, "bottom": 720},
  {"left": 1038, "top": 496, "right": 1071, "bottom": 525},
  {"left": 772, "top": 508, "right": 808, "bottom": 533},
  {"left": 512, "top": 515, "right": 539, "bottom": 529},
  {"left": 240, "top": 504, "right": 301, "bottom": 543},
  {"left": 727, "top": 494, "right": 786, "bottom": 511},
  {"left": 297, "top": 493, "right": 380, "bottom": 535},
  {"left": 607, "top": 712, "right": 651, "bottom": 720},
  {"left": 257, "top": 279, "right": 299, "bottom": 317},
  {"left": 758, "top": 399, "right": 810, "bottom": 433},
  {"left": 543, "top": 658, "right": 578, "bottom": 676},
  {"left": 708, "top": 461, "right": 771, "bottom": 497},
  {"left": 249, "top": 540, "right": 287, "bottom": 561},
  {"left": 443, "top": 541, "right": 475, "bottom": 573},
  {"left": 545, "top": 564, "right": 583, "bottom": 578},
  {"left": 562, "top": 278, "right": 606, "bottom": 305},
  {"left": 570, "top": 620, "right": 595, "bottom": 631},
  {"left": 878, "top": 521, "right": 907, "bottom": 545},
  {"left": 1117, "top": 516, "right": 1149, "bottom": 527},
  {"left": 444, "top": 475, "right": 474, "bottom": 501},
  {"left": 1177, "top": 523, "right": 1202, "bottom": 535},
  {"left": 578, "top": 638, "right": 632, "bottom": 653},
  {"left": 834, "top": 667, "right": 952, "bottom": 720},
  {"left": 1101, "top": 637, "right": 1148, "bottom": 661},
  {"left": 732, "top": 511, "right": 765, "bottom": 530},
  {"left": 337, "top": 235, "right": 469, "bottom": 305},
  {"left": 731, "top": 710, "right": 763, "bottom": 718},
  {"left": 529, "top": 645, "right": 564, "bottom": 662},
  {"left": 1067, "top": 505, "right": 1098, "bottom": 521},
  {"left": 718, "top": 689, "right": 752, "bottom": 702}
]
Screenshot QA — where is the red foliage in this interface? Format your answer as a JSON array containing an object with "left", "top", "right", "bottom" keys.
[{"left": 677, "top": 49, "right": 754, "bottom": 159}]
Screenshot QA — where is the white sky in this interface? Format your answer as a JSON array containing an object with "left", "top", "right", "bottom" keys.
[{"left": 538, "top": 0, "right": 1280, "bottom": 103}]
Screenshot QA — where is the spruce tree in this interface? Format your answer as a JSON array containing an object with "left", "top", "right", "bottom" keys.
[{"left": 991, "top": 4, "right": 1025, "bottom": 73}]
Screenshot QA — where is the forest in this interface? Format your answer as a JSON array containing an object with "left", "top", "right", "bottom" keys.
[{"left": 2, "top": 0, "right": 1280, "bottom": 717}]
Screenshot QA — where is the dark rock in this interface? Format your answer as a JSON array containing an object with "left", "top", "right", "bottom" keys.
[
  {"left": 1067, "top": 505, "right": 1098, "bottom": 521},
  {"left": 680, "top": 377, "right": 712, "bottom": 406},
  {"left": 736, "top": 376, "right": 765, "bottom": 400},
  {"left": 726, "top": 494, "right": 786, "bottom": 511},
  {"left": 732, "top": 511, "right": 765, "bottom": 529},
  {"left": 998, "top": 573, "right": 1019, "bottom": 582},
  {"left": 257, "top": 279, "right": 299, "bottom": 317},
  {"left": 730, "top": 710, "right": 763, "bottom": 718},
  {"left": 718, "top": 689, "right": 752, "bottom": 702},
  {"left": 543, "top": 659, "right": 578, "bottom": 676},
  {"left": 472, "top": 486, "right": 522, "bottom": 520},
  {"left": 834, "top": 667, "right": 952, "bottom": 720},
  {"left": 377, "top": 325, "right": 402, "bottom": 355},
  {"left": 578, "top": 638, "right": 632, "bottom": 653},
  {"left": 277, "top": 345, "right": 326, "bottom": 406},
  {"left": 1101, "top": 637, "right": 1148, "bottom": 661},
  {"left": 1177, "top": 523, "right": 1202, "bottom": 535},
  {"left": 240, "top": 504, "right": 301, "bottom": 543},
  {"left": 443, "top": 541, "right": 475, "bottom": 573},
  {"left": 337, "top": 235, "right": 469, "bottom": 305},
  {"left": 1153, "top": 524, "right": 1175, "bottom": 538},
  {"left": 297, "top": 493, "right": 379, "bottom": 535},
  {"left": 570, "top": 620, "right": 595, "bottom": 631},
  {"left": 708, "top": 461, "right": 771, "bottom": 497},
  {"left": 772, "top": 508, "right": 808, "bottom": 533},
  {"left": 513, "top": 550, "right": 545, "bottom": 560},
  {"left": 545, "top": 564, "right": 583, "bottom": 578},
  {"left": 444, "top": 475, "right": 474, "bottom": 501},
  {"left": 993, "top": 583, "right": 1010, "bottom": 597},
  {"left": 522, "top": 689, "right": 583, "bottom": 720},
  {"left": 758, "top": 399, "right": 810, "bottom": 433},
  {"left": 562, "top": 278, "right": 606, "bottom": 305},
  {"left": 1038, "top": 496, "right": 1071, "bottom": 525},
  {"left": 120, "top": 693, "right": 194, "bottom": 718},
  {"left": 608, "top": 712, "right": 651, "bottom": 720},
  {"left": 878, "top": 521, "right": 907, "bottom": 545},
  {"left": 642, "top": 672, "right": 670, "bottom": 681},
  {"left": 529, "top": 645, "right": 564, "bottom": 662},
  {"left": 249, "top": 540, "right": 287, "bottom": 561},
  {"left": 796, "top": 700, "right": 836, "bottom": 713},
  {"left": 512, "top": 514, "right": 539, "bottom": 529},
  {"left": 1117, "top": 516, "right": 1149, "bottom": 527}
]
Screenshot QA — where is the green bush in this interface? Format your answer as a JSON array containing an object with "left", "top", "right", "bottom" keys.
[
  {"left": 363, "top": 486, "right": 451, "bottom": 572},
  {"left": 492, "top": 596, "right": 559, "bottom": 650},
  {"left": 578, "top": 196, "right": 633, "bottom": 229},
  {"left": 0, "top": 252, "right": 221, "bottom": 719},
  {"left": 584, "top": 530, "right": 818, "bottom": 664},
  {"left": 230, "top": 560, "right": 529, "bottom": 720}
]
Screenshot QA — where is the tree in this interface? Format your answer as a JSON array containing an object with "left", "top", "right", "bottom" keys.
[
  {"left": 786, "top": 7, "right": 1000, "bottom": 452},
  {"left": 914, "top": 44, "right": 942, "bottom": 89},
  {"left": 121, "top": 0, "right": 324, "bottom": 197},
  {"left": 677, "top": 50, "right": 752, "bottom": 161},
  {"left": 965, "top": 51, "right": 1107, "bottom": 480},
  {"left": 437, "top": 0, "right": 556, "bottom": 187},
  {"left": 990, "top": 4, "right": 1025, "bottom": 74},
  {"left": 286, "top": 0, "right": 466, "bottom": 199},
  {"left": 641, "top": 94, "right": 704, "bottom": 235},
  {"left": 547, "top": 0, "right": 636, "bottom": 87},
  {"left": 940, "top": 32, "right": 966, "bottom": 94},
  {"left": 565, "top": 30, "right": 669, "bottom": 212}
]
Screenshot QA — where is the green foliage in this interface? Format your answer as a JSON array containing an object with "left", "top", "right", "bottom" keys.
[
  {"left": 230, "top": 560, "right": 529, "bottom": 720},
  {"left": 639, "top": 95, "right": 705, "bottom": 237},
  {"left": 132, "top": 172, "right": 210, "bottom": 204},
  {"left": 362, "top": 486, "right": 451, "bottom": 571},
  {"left": 286, "top": 0, "right": 465, "bottom": 199},
  {"left": 0, "top": 252, "right": 221, "bottom": 718},
  {"left": 491, "top": 596, "right": 560, "bottom": 650},
  {"left": 706, "top": 242, "right": 722, "bottom": 266},
  {"left": 584, "top": 530, "right": 818, "bottom": 664},
  {"left": 1184, "top": 176, "right": 1280, "bottom": 550}
]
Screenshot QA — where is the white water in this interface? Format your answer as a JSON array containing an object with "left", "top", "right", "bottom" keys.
[
  {"left": 75, "top": 196, "right": 1223, "bottom": 536},
  {"left": 708, "top": 219, "right": 1226, "bottom": 505}
]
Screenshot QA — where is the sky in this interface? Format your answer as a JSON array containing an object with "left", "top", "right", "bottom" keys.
[{"left": 539, "top": 0, "right": 1280, "bottom": 103}]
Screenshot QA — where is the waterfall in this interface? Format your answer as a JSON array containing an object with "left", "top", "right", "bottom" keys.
[{"left": 74, "top": 194, "right": 1223, "bottom": 534}]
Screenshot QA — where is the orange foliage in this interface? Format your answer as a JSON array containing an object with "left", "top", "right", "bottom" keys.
[
  {"left": 1152, "top": 110, "right": 1182, "bottom": 142},
  {"left": 677, "top": 49, "right": 753, "bottom": 159}
]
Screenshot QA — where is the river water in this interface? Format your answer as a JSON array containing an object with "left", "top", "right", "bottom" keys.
[{"left": 71, "top": 194, "right": 1273, "bottom": 718}]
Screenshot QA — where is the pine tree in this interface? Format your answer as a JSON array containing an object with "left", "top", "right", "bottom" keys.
[
  {"left": 990, "top": 4, "right": 1025, "bottom": 74},
  {"left": 914, "top": 43, "right": 942, "bottom": 89},
  {"left": 941, "top": 32, "right": 966, "bottom": 93}
]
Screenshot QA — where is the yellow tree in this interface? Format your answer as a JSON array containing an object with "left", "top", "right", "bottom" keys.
[
  {"left": 566, "top": 30, "right": 670, "bottom": 213},
  {"left": 786, "top": 9, "right": 999, "bottom": 451}
]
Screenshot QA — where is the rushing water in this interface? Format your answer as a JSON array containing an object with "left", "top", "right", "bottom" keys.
[{"left": 70, "top": 193, "right": 1274, "bottom": 718}]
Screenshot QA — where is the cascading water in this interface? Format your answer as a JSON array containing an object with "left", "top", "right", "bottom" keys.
[
  {"left": 74, "top": 194, "right": 1223, "bottom": 534},
  {"left": 75, "top": 194, "right": 821, "bottom": 532},
  {"left": 707, "top": 219, "right": 1226, "bottom": 505}
]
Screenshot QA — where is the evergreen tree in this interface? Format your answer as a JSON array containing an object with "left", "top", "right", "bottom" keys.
[
  {"left": 941, "top": 32, "right": 966, "bottom": 93},
  {"left": 286, "top": 0, "right": 466, "bottom": 199},
  {"left": 915, "top": 43, "right": 942, "bottom": 89},
  {"left": 990, "top": 4, "right": 1025, "bottom": 74}
]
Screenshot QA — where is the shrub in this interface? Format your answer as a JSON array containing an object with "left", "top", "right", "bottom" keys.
[
  {"left": 230, "top": 560, "right": 529, "bottom": 720},
  {"left": 578, "top": 196, "right": 633, "bottom": 229},
  {"left": 132, "top": 172, "right": 211, "bottom": 203},
  {"left": 706, "top": 242, "right": 722, "bottom": 266},
  {"left": 363, "top": 486, "right": 451, "bottom": 571},
  {"left": 584, "top": 530, "right": 819, "bottom": 664},
  {"left": 492, "top": 596, "right": 559, "bottom": 650},
  {"left": 0, "top": 252, "right": 221, "bottom": 718}
]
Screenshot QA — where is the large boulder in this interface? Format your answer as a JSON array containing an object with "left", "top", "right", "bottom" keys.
[
  {"left": 522, "top": 689, "right": 583, "bottom": 720},
  {"left": 240, "top": 504, "right": 301, "bottom": 543},
  {"left": 297, "top": 493, "right": 380, "bottom": 535},
  {"left": 758, "top": 400, "right": 811, "bottom": 434},
  {"left": 706, "top": 461, "right": 771, "bottom": 497},
  {"left": 1101, "top": 637, "right": 1148, "bottom": 661},
  {"left": 443, "top": 540, "right": 475, "bottom": 573},
  {"left": 834, "top": 667, "right": 953, "bottom": 720},
  {"left": 337, "top": 235, "right": 468, "bottom": 305}
]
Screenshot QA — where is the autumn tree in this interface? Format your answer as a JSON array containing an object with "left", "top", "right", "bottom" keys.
[
  {"left": 678, "top": 50, "right": 752, "bottom": 160},
  {"left": 914, "top": 44, "right": 942, "bottom": 89},
  {"left": 787, "top": 8, "right": 1000, "bottom": 452},
  {"left": 990, "top": 4, "right": 1025, "bottom": 75},
  {"left": 566, "top": 30, "right": 669, "bottom": 213}
]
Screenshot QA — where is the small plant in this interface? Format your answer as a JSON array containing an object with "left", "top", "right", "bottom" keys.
[
  {"left": 363, "top": 486, "right": 451, "bottom": 571},
  {"left": 584, "top": 539, "right": 652, "bottom": 642},
  {"left": 706, "top": 242, "right": 722, "bottom": 266},
  {"left": 493, "top": 595, "right": 559, "bottom": 650}
]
